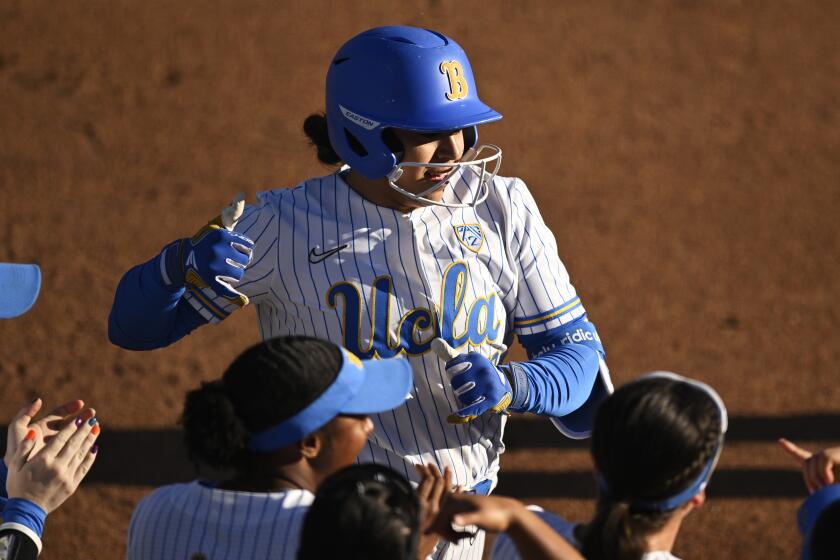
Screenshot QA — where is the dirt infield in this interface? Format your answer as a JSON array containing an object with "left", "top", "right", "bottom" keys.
[{"left": 2, "top": 1, "right": 839, "bottom": 558}]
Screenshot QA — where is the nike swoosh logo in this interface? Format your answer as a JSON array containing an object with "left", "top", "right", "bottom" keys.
[{"left": 308, "top": 244, "right": 348, "bottom": 264}]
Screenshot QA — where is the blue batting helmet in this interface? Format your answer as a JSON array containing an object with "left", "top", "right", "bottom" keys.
[{"left": 325, "top": 26, "right": 502, "bottom": 179}]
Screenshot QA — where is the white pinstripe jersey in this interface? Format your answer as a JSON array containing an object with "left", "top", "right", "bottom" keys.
[
  {"left": 127, "top": 481, "right": 313, "bottom": 560},
  {"left": 184, "top": 166, "right": 587, "bottom": 559}
]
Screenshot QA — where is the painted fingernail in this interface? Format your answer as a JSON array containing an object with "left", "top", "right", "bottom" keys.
[
  {"left": 90, "top": 444, "right": 99, "bottom": 455},
  {"left": 75, "top": 417, "right": 84, "bottom": 427},
  {"left": 25, "top": 430, "right": 36, "bottom": 441},
  {"left": 91, "top": 423, "right": 100, "bottom": 435},
  {"left": 88, "top": 417, "right": 97, "bottom": 427}
]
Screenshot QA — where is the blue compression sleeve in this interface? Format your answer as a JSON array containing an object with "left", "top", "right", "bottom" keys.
[
  {"left": 505, "top": 344, "right": 600, "bottom": 416},
  {"left": 1, "top": 498, "right": 46, "bottom": 540},
  {"left": 506, "top": 316, "right": 605, "bottom": 416},
  {"left": 108, "top": 253, "right": 208, "bottom": 350}
]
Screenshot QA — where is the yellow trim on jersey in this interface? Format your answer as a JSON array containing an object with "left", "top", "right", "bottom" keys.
[{"left": 513, "top": 297, "right": 581, "bottom": 327}]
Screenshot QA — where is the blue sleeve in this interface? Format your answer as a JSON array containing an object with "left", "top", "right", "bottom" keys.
[
  {"left": 1, "top": 498, "right": 46, "bottom": 542},
  {"left": 506, "top": 315, "right": 605, "bottom": 417},
  {"left": 518, "top": 314, "right": 605, "bottom": 361},
  {"left": 108, "top": 253, "right": 208, "bottom": 350}
]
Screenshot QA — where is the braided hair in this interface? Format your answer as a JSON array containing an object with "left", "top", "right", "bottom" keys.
[
  {"left": 181, "top": 336, "right": 342, "bottom": 469},
  {"left": 579, "top": 376, "right": 723, "bottom": 560}
]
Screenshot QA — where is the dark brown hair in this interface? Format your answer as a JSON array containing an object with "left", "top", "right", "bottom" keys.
[
  {"left": 303, "top": 113, "right": 341, "bottom": 165},
  {"left": 298, "top": 464, "right": 420, "bottom": 560},
  {"left": 579, "top": 377, "right": 722, "bottom": 560}
]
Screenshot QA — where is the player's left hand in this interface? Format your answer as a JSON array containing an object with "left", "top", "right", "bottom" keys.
[{"left": 432, "top": 339, "right": 512, "bottom": 424}]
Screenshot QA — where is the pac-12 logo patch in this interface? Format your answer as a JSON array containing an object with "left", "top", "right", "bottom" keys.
[
  {"left": 440, "top": 60, "right": 468, "bottom": 101},
  {"left": 453, "top": 224, "right": 484, "bottom": 253}
]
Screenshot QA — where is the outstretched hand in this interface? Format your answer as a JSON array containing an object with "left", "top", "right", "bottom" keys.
[
  {"left": 430, "top": 493, "right": 522, "bottom": 540},
  {"left": 6, "top": 404, "right": 100, "bottom": 514},
  {"left": 778, "top": 437, "right": 840, "bottom": 493},
  {"left": 5, "top": 399, "right": 93, "bottom": 465},
  {"left": 414, "top": 464, "right": 453, "bottom": 560},
  {"left": 428, "top": 494, "right": 585, "bottom": 560}
]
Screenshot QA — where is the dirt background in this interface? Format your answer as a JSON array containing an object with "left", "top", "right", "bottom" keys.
[{"left": 2, "top": 1, "right": 839, "bottom": 558}]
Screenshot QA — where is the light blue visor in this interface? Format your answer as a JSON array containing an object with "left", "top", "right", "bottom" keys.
[
  {"left": 0, "top": 264, "right": 41, "bottom": 319},
  {"left": 248, "top": 349, "right": 413, "bottom": 452}
]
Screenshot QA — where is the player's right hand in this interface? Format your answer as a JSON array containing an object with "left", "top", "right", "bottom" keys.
[{"left": 162, "top": 215, "right": 254, "bottom": 307}]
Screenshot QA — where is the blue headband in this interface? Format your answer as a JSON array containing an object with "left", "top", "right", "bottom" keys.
[
  {"left": 247, "top": 348, "right": 367, "bottom": 452},
  {"left": 597, "top": 371, "right": 728, "bottom": 513}
]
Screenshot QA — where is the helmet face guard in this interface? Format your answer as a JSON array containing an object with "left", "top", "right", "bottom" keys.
[
  {"left": 385, "top": 144, "right": 502, "bottom": 208},
  {"left": 326, "top": 26, "right": 503, "bottom": 207}
]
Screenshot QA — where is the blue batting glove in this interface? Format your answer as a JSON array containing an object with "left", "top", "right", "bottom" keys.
[
  {"left": 432, "top": 338, "right": 513, "bottom": 424},
  {"left": 161, "top": 215, "right": 254, "bottom": 307}
]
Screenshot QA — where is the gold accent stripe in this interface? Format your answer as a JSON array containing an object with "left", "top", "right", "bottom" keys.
[{"left": 513, "top": 298, "right": 581, "bottom": 327}]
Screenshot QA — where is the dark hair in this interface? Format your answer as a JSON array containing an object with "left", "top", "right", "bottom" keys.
[
  {"left": 302, "top": 112, "right": 403, "bottom": 168},
  {"left": 297, "top": 464, "right": 420, "bottom": 560},
  {"left": 810, "top": 500, "right": 840, "bottom": 560},
  {"left": 579, "top": 377, "right": 723, "bottom": 560},
  {"left": 181, "top": 336, "right": 342, "bottom": 469},
  {"left": 303, "top": 113, "right": 342, "bottom": 166}
]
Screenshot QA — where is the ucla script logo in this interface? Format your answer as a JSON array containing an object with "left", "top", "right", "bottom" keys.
[{"left": 326, "top": 261, "right": 501, "bottom": 359}]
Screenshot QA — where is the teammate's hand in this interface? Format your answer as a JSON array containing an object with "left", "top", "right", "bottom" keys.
[
  {"left": 4, "top": 399, "right": 93, "bottom": 466},
  {"left": 431, "top": 339, "right": 512, "bottom": 424},
  {"left": 431, "top": 493, "right": 523, "bottom": 538},
  {"left": 162, "top": 198, "right": 254, "bottom": 307},
  {"left": 5, "top": 406, "right": 100, "bottom": 514},
  {"left": 415, "top": 463, "right": 453, "bottom": 559},
  {"left": 779, "top": 437, "right": 840, "bottom": 494}
]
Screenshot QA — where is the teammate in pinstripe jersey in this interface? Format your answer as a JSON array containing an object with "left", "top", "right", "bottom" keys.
[
  {"left": 127, "top": 336, "right": 413, "bottom": 560},
  {"left": 110, "top": 26, "right": 613, "bottom": 559}
]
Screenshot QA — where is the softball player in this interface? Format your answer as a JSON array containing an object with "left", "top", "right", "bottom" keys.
[
  {"left": 298, "top": 463, "right": 446, "bottom": 560},
  {"left": 110, "top": 25, "right": 612, "bottom": 559},
  {"left": 127, "top": 336, "right": 413, "bottom": 560},
  {"left": 489, "top": 372, "right": 728, "bottom": 560}
]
